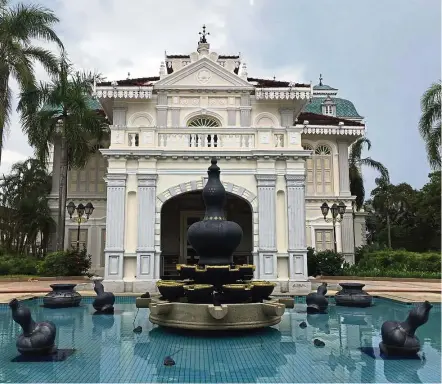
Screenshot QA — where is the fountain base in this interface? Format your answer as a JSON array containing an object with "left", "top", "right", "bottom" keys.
[{"left": 137, "top": 296, "right": 286, "bottom": 331}]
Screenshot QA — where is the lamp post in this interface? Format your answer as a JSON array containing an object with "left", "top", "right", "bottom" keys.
[
  {"left": 66, "top": 202, "right": 94, "bottom": 250},
  {"left": 320, "top": 201, "right": 346, "bottom": 253}
]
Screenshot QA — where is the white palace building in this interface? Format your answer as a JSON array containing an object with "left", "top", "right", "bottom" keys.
[{"left": 49, "top": 31, "right": 367, "bottom": 293}]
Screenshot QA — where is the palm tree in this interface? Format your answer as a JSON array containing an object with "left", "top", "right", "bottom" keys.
[
  {"left": 0, "top": 157, "right": 54, "bottom": 255},
  {"left": 349, "top": 137, "right": 389, "bottom": 211},
  {"left": 18, "top": 54, "right": 108, "bottom": 251},
  {"left": 419, "top": 81, "right": 441, "bottom": 170},
  {"left": 0, "top": 0, "right": 63, "bottom": 163}
]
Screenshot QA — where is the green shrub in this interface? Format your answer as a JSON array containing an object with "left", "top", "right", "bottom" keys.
[
  {"left": 307, "top": 247, "right": 318, "bottom": 276},
  {"left": 37, "top": 247, "right": 91, "bottom": 276},
  {"left": 0, "top": 255, "right": 39, "bottom": 275},
  {"left": 354, "top": 243, "right": 389, "bottom": 264},
  {"left": 315, "top": 250, "right": 345, "bottom": 276},
  {"left": 341, "top": 265, "right": 441, "bottom": 279}
]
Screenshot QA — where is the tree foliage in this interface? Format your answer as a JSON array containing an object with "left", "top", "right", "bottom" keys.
[
  {"left": 419, "top": 81, "right": 441, "bottom": 170},
  {"left": 0, "top": 158, "right": 55, "bottom": 256},
  {"left": 365, "top": 172, "right": 441, "bottom": 252},
  {"left": 18, "top": 54, "right": 108, "bottom": 250},
  {"left": 348, "top": 137, "right": 389, "bottom": 211},
  {"left": 0, "top": 0, "right": 63, "bottom": 162}
]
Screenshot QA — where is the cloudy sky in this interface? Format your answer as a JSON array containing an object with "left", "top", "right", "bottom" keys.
[{"left": 2, "top": 0, "right": 441, "bottom": 194}]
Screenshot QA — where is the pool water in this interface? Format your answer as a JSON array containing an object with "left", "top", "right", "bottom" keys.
[{"left": 0, "top": 297, "right": 440, "bottom": 383}]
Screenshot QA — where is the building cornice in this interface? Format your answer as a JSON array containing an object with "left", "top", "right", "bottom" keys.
[{"left": 100, "top": 148, "right": 311, "bottom": 161}]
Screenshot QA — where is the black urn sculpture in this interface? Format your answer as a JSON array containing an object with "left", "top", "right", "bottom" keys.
[
  {"left": 380, "top": 300, "right": 433, "bottom": 356},
  {"left": 306, "top": 282, "right": 329, "bottom": 314},
  {"left": 92, "top": 280, "right": 115, "bottom": 314},
  {"left": 335, "top": 283, "right": 372, "bottom": 307},
  {"left": 9, "top": 299, "right": 57, "bottom": 355},
  {"left": 43, "top": 283, "right": 82, "bottom": 308},
  {"left": 187, "top": 158, "right": 243, "bottom": 266}
]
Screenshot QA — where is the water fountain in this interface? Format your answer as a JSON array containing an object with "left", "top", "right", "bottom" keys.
[{"left": 136, "top": 158, "right": 286, "bottom": 330}]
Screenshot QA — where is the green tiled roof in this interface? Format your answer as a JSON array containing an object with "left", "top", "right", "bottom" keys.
[
  {"left": 42, "top": 97, "right": 102, "bottom": 114},
  {"left": 313, "top": 84, "right": 337, "bottom": 90},
  {"left": 303, "top": 97, "right": 362, "bottom": 118}
]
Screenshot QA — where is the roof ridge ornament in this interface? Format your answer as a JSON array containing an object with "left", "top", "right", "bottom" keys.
[
  {"left": 319, "top": 73, "right": 323, "bottom": 86},
  {"left": 199, "top": 24, "right": 210, "bottom": 43}
]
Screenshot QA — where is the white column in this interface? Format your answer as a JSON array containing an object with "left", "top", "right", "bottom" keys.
[
  {"left": 337, "top": 141, "right": 351, "bottom": 197},
  {"left": 341, "top": 213, "right": 355, "bottom": 264},
  {"left": 286, "top": 174, "right": 308, "bottom": 281},
  {"left": 255, "top": 174, "right": 277, "bottom": 280},
  {"left": 104, "top": 174, "right": 126, "bottom": 288},
  {"left": 135, "top": 174, "right": 157, "bottom": 280}
]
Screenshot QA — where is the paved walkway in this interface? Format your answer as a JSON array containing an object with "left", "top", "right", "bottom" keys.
[{"left": 0, "top": 278, "right": 440, "bottom": 304}]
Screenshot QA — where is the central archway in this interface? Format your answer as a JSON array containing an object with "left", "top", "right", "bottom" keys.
[{"left": 159, "top": 190, "right": 254, "bottom": 279}]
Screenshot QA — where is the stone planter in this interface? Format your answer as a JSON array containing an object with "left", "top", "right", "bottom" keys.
[
  {"left": 184, "top": 284, "right": 214, "bottom": 303},
  {"left": 335, "top": 283, "right": 372, "bottom": 307},
  {"left": 250, "top": 281, "right": 276, "bottom": 302},
  {"left": 43, "top": 284, "right": 82, "bottom": 308}
]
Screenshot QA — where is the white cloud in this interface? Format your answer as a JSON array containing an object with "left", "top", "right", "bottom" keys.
[
  {"left": 0, "top": 149, "right": 30, "bottom": 177},
  {"left": 2, "top": 0, "right": 305, "bottom": 174}
]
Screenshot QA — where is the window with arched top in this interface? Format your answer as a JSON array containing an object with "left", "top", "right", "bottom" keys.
[
  {"left": 186, "top": 116, "right": 221, "bottom": 148},
  {"left": 303, "top": 143, "right": 333, "bottom": 195},
  {"left": 187, "top": 116, "right": 220, "bottom": 127}
]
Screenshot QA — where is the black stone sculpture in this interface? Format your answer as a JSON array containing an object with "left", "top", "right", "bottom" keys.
[
  {"left": 335, "top": 283, "right": 372, "bottom": 307},
  {"left": 380, "top": 300, "right": 433, "bottom": 356},
  {"left": 43, "top": 283, "right": 82, "bottom": 308},
  {"left": 306, "top": 282, "right": 328, "bottom": 314},
  {"left": 187, "top": 158, "right": 243, "bottom": 266},
  {"left": 92, "top": 280, "right": 115, "bottom": 314},
  {"left": 9, "top": 298, "right": 56, "bottom": 355}
]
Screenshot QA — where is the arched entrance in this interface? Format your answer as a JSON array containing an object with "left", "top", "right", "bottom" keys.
[{"left": 160, "top": 191, "right": 253, "bottom": 278}]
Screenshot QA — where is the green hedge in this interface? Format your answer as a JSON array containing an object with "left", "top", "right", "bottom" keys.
[
  {"left": 0, "top": 256, "right": 39, "bottom": 275},
  {"left": 0, "top": 247, "right": 92, "bottom": 276},
  {"left": 356, "top": 249, "right": 440, "bottom": 273}
]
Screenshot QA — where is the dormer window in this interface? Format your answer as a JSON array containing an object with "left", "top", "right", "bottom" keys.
[{"left": 325, "top": 105, "right": 333, "bottom": 115}]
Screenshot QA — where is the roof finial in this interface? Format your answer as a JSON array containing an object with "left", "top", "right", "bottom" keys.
[
  {"left": 199, "top": 24, "right": 210, "bottom": 44},
  {"left": 319, "top": 73, "right": 323, "bottom": 86}
]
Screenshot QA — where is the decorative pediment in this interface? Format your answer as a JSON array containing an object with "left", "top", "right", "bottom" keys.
[{"left": 154, "top": 57, "right": 254, "bottom": 90}]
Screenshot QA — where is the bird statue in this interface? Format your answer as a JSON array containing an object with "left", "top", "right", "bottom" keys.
[
  {"left": 306, "top": 282, "right": 329, "bottom": 314},
  {"left": 9, "top": 298, "right": 57, "bottom": 355},
  {"left": 92, "top": 280, "right": 115, "bottom": 314},
  {"left": 380, "top": 300, "right": 433, "bottom": 356}
]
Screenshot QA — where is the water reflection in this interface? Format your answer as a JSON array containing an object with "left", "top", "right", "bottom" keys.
[{"left": 0, "top": 299, "right": 440, "bottom": 383}]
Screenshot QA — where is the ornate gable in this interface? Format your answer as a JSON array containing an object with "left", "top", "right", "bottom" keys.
[{"left": 153, "top": 57, "right": 254, "bottom": 90}]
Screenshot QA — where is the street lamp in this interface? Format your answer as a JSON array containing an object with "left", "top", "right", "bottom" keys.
[
  {"left": 66, "top": 202, "right": 94, "bottom": 250},
  {"left": 320, "top": 201, "right": 347, "bottom": 253}
]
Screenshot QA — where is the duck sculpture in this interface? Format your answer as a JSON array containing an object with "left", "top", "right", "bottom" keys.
[
  {"left": 9, "top": 298, "right": 57, "bottom": 355},
  {"left": 92, "top": 280, "right": 115, "bottom": 314},
  {"left": 306, "top": 282, "right": 328, "bottom": 314},
  {"left": 380, "top": 300, "right": 433, "bottom": 356}
]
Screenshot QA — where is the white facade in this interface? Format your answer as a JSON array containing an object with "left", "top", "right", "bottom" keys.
[{"left": 49, "top": 37, "right": 367, "bottom": 293}]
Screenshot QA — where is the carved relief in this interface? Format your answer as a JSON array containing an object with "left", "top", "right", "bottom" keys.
[
  {"left": 111, "top": 130, "right": 124, "bottom": 144},
  {"left": 259, "top": 133, "right": 270, "bottom": 144},
  {"left": 209, "top": 98, "right": 227, "bottom": 106},
  {"left": 289, "top": 132, "right": 301, "bottom": 145},
  {"left": 196, "top": 69, "right": 211, "bottom": 84},
  {"left": 180, "top": 98, "right": 200, "bottom": 106},
  {"left": 141, "top": 132, "right": 154, "bottom": 145}
]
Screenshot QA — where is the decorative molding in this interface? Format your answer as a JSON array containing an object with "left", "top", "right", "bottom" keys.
[
  {"left": 95, "top": 87, "right": 153, "bottom": 99},
  {"left": 300, "top": 125, "right": 365, "bottom": 136},
  {"left": 180, "top": 97, "right": 200, "bottom": 106},
  {"left": 255, "top": 174, "right": 277, "bottom": 187},
  {"left": 128, "top": 112, "right": 155, "bottom": 127},
  {"left": 111, "top": 130, "right": 124, "bottom": 144},
  {"left": 196, "top": 69, "right": 211, "bottom": 84},
  {"left": 106, "top": 173, "right": 127, "bottom": 187},
  {"left": 254, "top": 112, "right": 279, "bottom": 128},
  {"left": 285, "top": 174, "right": 306, "bottom": 187},
  {"left": 137, "top": 174, "right": 157, "bottom": 187},
  {"left": 255, "top": 88, "right": 311, "bottom": 100}
]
